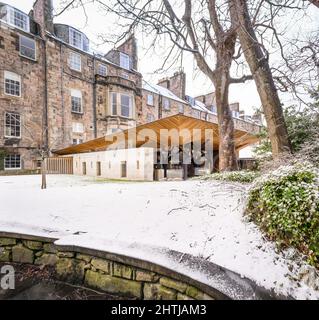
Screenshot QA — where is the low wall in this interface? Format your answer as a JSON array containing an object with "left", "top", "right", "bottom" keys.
[
  {"left": 0, "top": 232, "right": 278, "bottom": 300},
  {"left": 0, "top": 233, "right": 215, "bottom": 300}
]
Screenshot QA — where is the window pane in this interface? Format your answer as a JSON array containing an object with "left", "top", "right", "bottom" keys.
[
  {"left": 71, "top": 91, "right": 82, "bottom": 113},
  {"left": 147, "top": 94, "right": 154, "bottom": 106},
  {"left": 5, "top": 112, "right": 21, "bottom": 137},
  {"left": 69, "top": 28, "right": 83, "bottom": 49},
  {"left": 69, "top": 52, "right": 81, "bottom": 71},
  {"left": 4, "top": 154, "right": 21, "bottom": 169},
  {"left": 4, "top": 72, "right": 21, "bottom": 96},
  {"left": 98, "top": 64, "right": 107, "bottom": 76},
  {"left": 20, "top": 35, "right": 36, "bottom": 60},
  {"left": 9, "top": 8, "right": 29, "bottom": 31},
  {"left": 112, "top": 93, "right": 117, "bottom": 115},
  {"left": 120, "top": 53, "right": 130, "bottom": 70},
  {"left": 121, "top": 95, "right": 131, "bottom": 118}
]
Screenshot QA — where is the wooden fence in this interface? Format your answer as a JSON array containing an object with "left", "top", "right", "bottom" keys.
[{"left": 45, "top": 157, "right": 73, "bottom": 174}]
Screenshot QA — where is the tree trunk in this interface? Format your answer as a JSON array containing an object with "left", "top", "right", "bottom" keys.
[
  {"left": 41, "top": 158, "right": 47, "bottom": 189},
  {"left": 229, "top": 0, "right": 292, "bottom": 157},
  {"left": 214, "top": 74, "right": 238, "bottom": 171}
]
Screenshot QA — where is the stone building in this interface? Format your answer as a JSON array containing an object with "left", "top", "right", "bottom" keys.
[{"left": 0, "top": 0, "right": 260, "bottom": 172}]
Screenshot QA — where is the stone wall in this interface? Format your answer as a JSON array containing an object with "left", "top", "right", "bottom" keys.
[
  {"left": 0, "top": 24, "right": 45, "bottom": 170},
  {"left": 0, "top": 234, "right": 215, "bottom": 300}
]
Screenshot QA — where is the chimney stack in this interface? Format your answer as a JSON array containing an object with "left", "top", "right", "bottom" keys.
[
  {"left": 32, "top": 0, "right": 54, "bottom": 36},
  {"left": 157, "top": 71, "right": 186, "bottom": 100}
]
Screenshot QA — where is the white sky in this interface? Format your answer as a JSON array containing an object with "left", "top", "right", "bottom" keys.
[{"left": 4, "top": 0, "right": 319, "bottom": 115}]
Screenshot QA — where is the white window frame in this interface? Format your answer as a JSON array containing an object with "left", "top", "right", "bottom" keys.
[
  {"left": 110, "top": 92, "right": 134, "bottom": 118},
  {"left": 2, "top": 6, "right": 30, "bottom": 32},
  {"left": 97, "top": 64, "right": 107, "bottom": 76},
  {"left": 120, "top": 52, "right": 130, "bottom": 70},
  {"left": 179, "top": 104, "right": 184, "bottom": 114},
  {"left": 4, "top": 154, "right": 21, "bottom": 170},
  {"left": 147, "top": 94, "right": 154, "bottom": 106},
  {"left": 4, "top": 71, "right": 21, "bottom": 97},
  {"left": 4, "top": 112, "right": 21, "bottom": 138},
  {"left": 69, "top": 52, "right": 82, "bottom": 72},
  {"left": 69, "top": 27, "right": 84, "bottom": 50},
  {"left": 71, "top": 89, "right": 83, "bottom": 114},
  {"left": 19, "top": 35, "right": 36, "bottom": 61}
]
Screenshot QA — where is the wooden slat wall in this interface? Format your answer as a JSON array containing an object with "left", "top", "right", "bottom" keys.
[{"left": 45, "top": 157, "right": 73, "bottom": 174}]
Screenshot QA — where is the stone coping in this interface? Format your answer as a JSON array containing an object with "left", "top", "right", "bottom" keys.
[{"left": 0, "top": 231, "right": 279, "bottom": 300}]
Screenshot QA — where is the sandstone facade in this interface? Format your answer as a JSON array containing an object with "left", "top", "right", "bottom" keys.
[{"left": 0, "top": 0, "right": 260, "bottom": 172}]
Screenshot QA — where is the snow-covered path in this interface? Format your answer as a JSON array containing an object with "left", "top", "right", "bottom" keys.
[{"left": 0, "top": 174, "right": 318, "bottom": 299}]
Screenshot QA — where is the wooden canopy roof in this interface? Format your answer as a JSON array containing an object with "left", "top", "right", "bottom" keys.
[{"left": 54, "top": 114, "right": 260, "bottom": 156}]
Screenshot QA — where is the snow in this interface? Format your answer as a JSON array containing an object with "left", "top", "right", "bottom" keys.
[
  {"left": 0, "top": 174, "right": 318, "bottom": 300},
  {"left": 142, "top": 80, "right": 188, "bottom": 104}
]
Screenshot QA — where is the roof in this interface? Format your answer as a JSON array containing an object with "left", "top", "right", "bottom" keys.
[
  {"left": 142, "top": 80, "right": 187, "bottom": 104},
  {"left": 54, "top": 114, "right": 259, "bottom": 156}
]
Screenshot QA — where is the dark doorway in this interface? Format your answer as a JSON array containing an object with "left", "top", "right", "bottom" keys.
[
  {"left": 96, "top": 161, "right": 101, "bottom": 176},
  {"left": 121, "top": 161, "right": 127, "bottom": 178}
]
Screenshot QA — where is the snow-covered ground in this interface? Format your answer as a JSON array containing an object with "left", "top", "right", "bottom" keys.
[{"left": 0, "top": 174, "right": 318, "bottom": 299}]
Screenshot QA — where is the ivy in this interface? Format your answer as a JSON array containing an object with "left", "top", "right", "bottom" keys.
[{"left": 246, "top": 163, "right": 319, "bottom": 266}]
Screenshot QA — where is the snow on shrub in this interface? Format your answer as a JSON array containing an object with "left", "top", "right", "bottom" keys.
[
  {"left": 202, "top": 170, "right": 260, "bottom": 183},
  {"left": 246, "top": 162, "right": 319, "bottom": 266}
]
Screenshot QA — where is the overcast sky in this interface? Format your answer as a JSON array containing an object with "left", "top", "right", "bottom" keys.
[{"left": 4, "top": 0, "right": 319, "bottom": 115}]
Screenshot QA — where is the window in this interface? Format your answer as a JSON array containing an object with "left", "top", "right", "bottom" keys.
[
  {"left": 71, "top": 90, "right": 83, "bottom": 113},
  {"left": 121, "top": 94, "right": 132, "bottom": 118},
  {"left": 72, "top": 122, "right": 84, "bottom": 133},
  {"left": 19, "top": 35, "right": 36, "bottom": 60},
  {"left": 163, "top": 98, "right": 170, "bottom": 110},
  {"left": 4, "top": 71, "right": 21, "bottom": 97},
  {"left": 137, "top": 161, "right": 140, "bottom": 170},
  {"left": 179, "top": 104, "right": 184, "bottom": 114},
  {"left": 69, "top": 52, "right": 81, "bottom": 72},
  {"left": 69, "top": 28, "right": 83, "bottom": 50},
  {"left": 147, "top": 94, "right": 154, "bottom": 106},
  {"left": 98, "top": 64, "right": 107, "bottom": 76},
  {"left": 120, "top": 52, "right": 130, "bottom": 70},
  {"left": 147, "top": 113, "right": 155, "bottom": 123},
  {"left": 5, "top": 112, "right": 21, "bottom": 138},
  {"left": 82, "top": 162, "right": 86, "bottom": 175},
  {"left": 4, "top": 154, "right": 21, "bottom": 170},
  {"left": 73, "top": 138, "right": 83, "bottom": 145},
  {"left": 3, "top": 6, "right": 30, "bottom": 32},
  {"left": 111, "top": 92, "right": 117, "bottom": 115}
]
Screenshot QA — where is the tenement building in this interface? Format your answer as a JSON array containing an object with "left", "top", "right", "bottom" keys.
[{"left": 0, "top": 0, "right": 261, "bottom": 172}]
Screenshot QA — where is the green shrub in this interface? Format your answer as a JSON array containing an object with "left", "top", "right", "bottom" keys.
[
  {"left": 201, "top": 170, "right": 260, "bottom": 183},
  {"left": 246, "top": 163, "right": 319, "bottom": 266}
]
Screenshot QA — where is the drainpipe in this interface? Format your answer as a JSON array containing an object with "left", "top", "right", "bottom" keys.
[
  {"left": 43, "top": 39, "right": 49, "bottom": 152},
  {"left": 92, "top": 55, "right": 97, "bottom": 138},
  {"left": 60, "top": 43, "right": 65, "bottom": 145}
]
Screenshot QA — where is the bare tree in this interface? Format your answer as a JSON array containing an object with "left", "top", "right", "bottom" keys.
[
  {"left": 229, "top": 0, "right": 293, "bottom": 157},
  {"left": 55, "top": 0, "right": 317, "bottom": 162}
]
